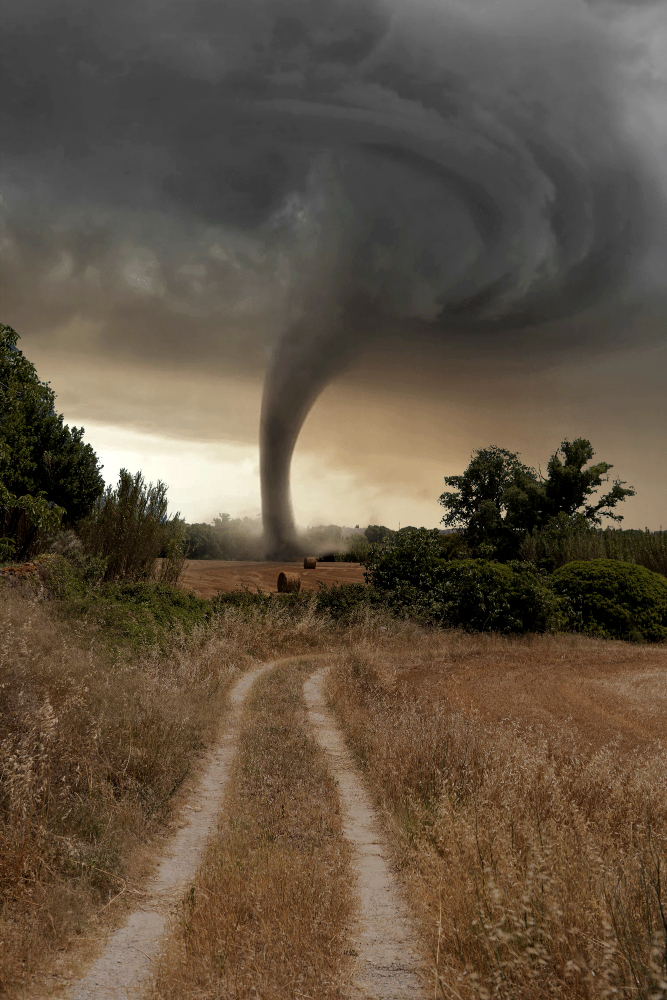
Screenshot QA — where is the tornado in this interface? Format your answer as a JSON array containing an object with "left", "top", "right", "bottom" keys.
[
  {"left": 1, "top": 0, "right": 659, "bottom": 553},
  {"left": 252, "top": 0, "right": 652, "bottom": 555}
]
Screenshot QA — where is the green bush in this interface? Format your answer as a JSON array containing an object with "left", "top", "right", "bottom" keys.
[
  {"left": 365, "top": 531, "right": 558, "bottom": 633},
  {"left": 364, "top": 528, "right": 444, "bottom": 593},
  {"left": 435, "top": 560, "right": 560, "bottom": 633},
  {"left": 552, "top": 559, "right": 667, "bottom": 642},
  {"left": 39, "top": 555, "right": 211, "bottom": 649}
]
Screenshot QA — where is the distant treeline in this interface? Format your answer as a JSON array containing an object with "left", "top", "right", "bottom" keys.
[
  {"left": 183, "top": 515, "right": 364, "bottom": 561},
  {"left": 183, "top": 515, "right": 667, "bottom": 577}
]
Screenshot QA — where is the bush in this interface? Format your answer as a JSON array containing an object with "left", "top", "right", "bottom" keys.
[
  {"left": 38, "top": 555, "right": 211, "bottom": 649},
  {"left": 364, "top": 528, "right": 444, "bottom": 593},
  {"left": 79, "top": 469, "right": 184, "bottom": 582},
  {"left": 365, "top": 530, "right": 558, "bottom": 633},
  {"left": 435, "top": 560, "right": 561, "bottom": 633},
  {"left": 552, "top": 559, "right": 667, "bottom": 642}
]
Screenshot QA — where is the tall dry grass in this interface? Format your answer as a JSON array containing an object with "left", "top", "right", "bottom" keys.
[
  {"left": 328, "top": 631, "right": 667, "bottom": 1000},
  {"left": 0, "top": 586, "right": 366, "bottom": 996},
  {"left": 150, "top": 659, "right": 354, "bottom": 999}
]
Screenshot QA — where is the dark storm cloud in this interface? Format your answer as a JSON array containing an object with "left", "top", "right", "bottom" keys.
[{"left": 1, "top": 0, "right": 666, "bottom": 550}]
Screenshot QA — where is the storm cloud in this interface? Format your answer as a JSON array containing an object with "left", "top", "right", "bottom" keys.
[{"left": 1, "top": 0, "right": 666, "bottom": 545}]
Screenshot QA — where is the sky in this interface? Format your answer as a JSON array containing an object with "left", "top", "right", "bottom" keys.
[{"left": 1, "top": 0, "right": 666, "bottom": 532}]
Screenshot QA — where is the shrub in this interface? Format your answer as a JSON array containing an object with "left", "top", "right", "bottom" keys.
[
  {"left": 365, "top": 531, "right": 558, "bottom": 633},
  {"left": 38, "top": 556, "right": 211, "bottom": 650},
  {"left": 435, "top": 559, "right": 560, "bottom": 633},
  {"left": 364, "top": 528, "right": 444, "bottom": 593},
  {"left": 79, "top": 470, "right": 184, "bottom": 582},
  {"left": 552, "top": 559, "right": 667, "bottom": 642}
]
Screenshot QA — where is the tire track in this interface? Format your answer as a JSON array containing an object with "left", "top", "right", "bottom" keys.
[
  {"left": 304, "top": 667, "right": 427, "bottom": 999},
  {"left": 58, "top": 660, "right": 274, "bottom": 1000}
]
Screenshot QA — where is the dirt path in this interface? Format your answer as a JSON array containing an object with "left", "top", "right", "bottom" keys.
[
  {"left": 59, "top": 661, "right": 273, "bottom": 1000},
  {"left": 304, "top": 667, "right": 427, "bottom": 999}
]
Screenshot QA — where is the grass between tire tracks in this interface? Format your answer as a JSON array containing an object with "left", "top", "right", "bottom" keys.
[
  {"left": 327, "top": 631, "right": 667, "bottom": 1000},
  {"left": 150, "top": 659, "right": 354, "bottom": 999}
]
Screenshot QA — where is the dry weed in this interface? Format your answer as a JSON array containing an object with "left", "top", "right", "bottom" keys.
[
  {"left": 0, "top": 585, "right": 380, "bottom": 995},
  {"left": 328, "top": 630, "right": 667, "bottom": 1000},
  {"left": 0, "top": 594, "right": 309, "bottom": 994},
  {"left": 151, "top": 659, "right": 353, "bottom": 999}
]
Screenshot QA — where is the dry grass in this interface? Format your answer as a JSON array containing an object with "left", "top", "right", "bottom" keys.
[
  {"left": 0, "top": 586, "right": 379, "bottom": 996},
  {"left": 0, "top": 587, "right": 245, "bottom": 995},
  {"left": 150, "top": 658, "right": 354, "bottom": 999},
  {"left": 0, "top": 586, "right": 361, "bottom": 996},
  {"left": 328, "top": 630, "right": 667, "bottom": 1000}
]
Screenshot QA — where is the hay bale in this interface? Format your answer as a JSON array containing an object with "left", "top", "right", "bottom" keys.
[
  {"left": 303, "top": 556, "right": 317, "bottom": 569},
  {"left": 277, "top": 571, "right": 301, "bottom": 593}
]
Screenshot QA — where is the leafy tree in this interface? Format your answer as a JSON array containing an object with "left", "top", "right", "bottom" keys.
[
  {"left": 0, "top": 477, "right": 65, "bottom": 562},
  {"left": 439, "top": 439, "right": 635, "bottom": 560},
  {"left": 364, "top": 524, "right": 395, "bottom": 544},
  {"left": 439, "top": 446, "right": 542, "bottom": 559},
  {"left": 543, "top": 439, "right": 634, "bottom": 525},
  {"left": 0, "top": 323, "right": 104, "bottom": 525}
]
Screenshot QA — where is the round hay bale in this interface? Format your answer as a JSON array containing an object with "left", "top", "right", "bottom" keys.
[
  {"left": 303, "top": 556, "right": 317, "bottom": 569},
  {"left": 277, "top": 571, "right": 301, "bottom": 593}
]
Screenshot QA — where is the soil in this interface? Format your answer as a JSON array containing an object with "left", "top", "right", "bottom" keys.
[
  {"left": 304, "top": 667, "right": 427, "bottom": 998},
  {"left": 177, "top": 559, "right": 366, "bottom": 597}
]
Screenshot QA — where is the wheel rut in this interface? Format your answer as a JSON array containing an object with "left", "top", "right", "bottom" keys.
[
  {"left": 58, "top": 660, "right": 274, "bottom": 1000},
  {"left": 304, "top": 667, "right": 427, "bottom": 999},
  {"left": 34, "top": 658, "right": 427, "bottom": 999}
]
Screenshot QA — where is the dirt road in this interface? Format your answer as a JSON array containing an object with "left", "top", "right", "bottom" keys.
[
  {"left": 305, "top": 668, "right": 426, "bottom": 997},
  {"left": 54, "top": 658, "right": 427, "bottom": 1000}
]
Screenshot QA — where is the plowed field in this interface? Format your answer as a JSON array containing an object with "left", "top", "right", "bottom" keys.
[{"left": 177, "top": 559, "right": 366, "bottom": 597}]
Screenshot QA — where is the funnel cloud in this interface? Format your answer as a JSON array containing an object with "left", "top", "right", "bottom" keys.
[{"left": 1, "top": 0, "right": 665, "bottom": 548}]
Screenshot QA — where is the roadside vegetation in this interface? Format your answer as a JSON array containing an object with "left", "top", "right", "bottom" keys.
[
  {"left": 0, "top": 571, "right": 374, "bottom": 996},
  {"left": 0, "top": 581, "right": 238, "bottom": 994},
  {"left": 328, "top": 632, "right": 667, "bottom": 1000}
]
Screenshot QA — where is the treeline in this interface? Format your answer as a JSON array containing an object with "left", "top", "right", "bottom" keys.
[{"left": 183, "top": 516, "right": 353, "bottom": 562}]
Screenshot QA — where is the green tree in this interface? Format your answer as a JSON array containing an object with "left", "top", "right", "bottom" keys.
[
  {"left": 439, "top": 439, "right": 634, "bottom": 560},
  {"left": 439, "top": 446, "right": 542, "bottom": 559},
  {"left": 364, "top": 524, "right": 395, "bottom": 544},
  {"left": 542, "top": 438, "right": 635, "bottom": 525},
  {"left": 0, "top": 323, "right": 104, "bottom": 525}
]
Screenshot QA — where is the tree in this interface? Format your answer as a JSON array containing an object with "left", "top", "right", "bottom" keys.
[
  {"left": 438, "top": 439, "right": 635, "bottom": 560},
  {"left": 439, "top": 446, "right": 542, "bottom": 559},
  {"left": 364, "top": 524, "right": 395, "bottom": 544},
  {"left": 542, "top": 438, "right": 635, "bottom": 525},
  {"left": 0, "top": 323, "right": 104, "bottom": 526},
  {"left": 0, "top": 476, "right": 65, "bottom": 562}
]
